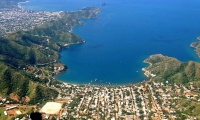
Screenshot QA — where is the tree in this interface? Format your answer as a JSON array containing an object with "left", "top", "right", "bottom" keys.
[
  {"left": 126, "top": 91, "right": 130, "bottom": 96},
  {"left": 139, "top": 110, "right": 144, "bottom": 114},
  {"left": 2, "top": 69, "right": 12, "bottom": 95},
  {"left": 29, "top": 49, "right": 36, "bottom": 65},
  {"left": 51, "top": 116, "right": 56, "bottom": 120},
  {"left": 180, "top": 88, "right": 184, "bottom": 94},
  {"left": 18, "top": 79, "right": 29, "bottom": 97}
]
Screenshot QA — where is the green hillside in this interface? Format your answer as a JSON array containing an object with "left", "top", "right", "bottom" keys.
[
  {"left": 0, "top": 7, "right": 100, "bottom": 104},
  {"left": 0, "top": 62, "right": 58, "bottom": 104},
  {"left": 143, "top": 54, "right": 200, "bottom": 86}
]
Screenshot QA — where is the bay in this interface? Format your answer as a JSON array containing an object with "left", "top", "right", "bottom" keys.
[{"left": 21, "top": 0, "right": 200, "bottom": 85}]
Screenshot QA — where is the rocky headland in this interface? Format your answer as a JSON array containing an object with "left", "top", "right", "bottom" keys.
[{"left": 190, "top": 36, "right": 200, "bottom": 57}]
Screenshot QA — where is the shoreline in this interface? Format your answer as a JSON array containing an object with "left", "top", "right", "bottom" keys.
[
  {"left": 18, "top": 0, "right": 149, "bottom": 86},
  {"left": 142, "top": 58, "right": 152, "bottom": 77},
  {"left": 142, "top": 55, "right": 158, "bottom": 78},
  {"left": 56, "top": 78, "right": 148, "bottom": 87},
  {"left": 190, "top": 37, "right": 200, "bottom": 58},
  {"left": 18, "top": 1, "right": 29, "bottom": 8}
]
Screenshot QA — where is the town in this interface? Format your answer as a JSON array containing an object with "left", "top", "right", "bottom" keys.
[
  {"left": 55, "top": 81, "right": 199, "bottom": 120},
  {"left": 0, "top": 3, "right": 200, "bottom": 120},
  {"left": 1, "top": 80, "right": 200, "bottom": 120},
  {"left": 0, "top": 6, "right": 62, "bottom": 36}
]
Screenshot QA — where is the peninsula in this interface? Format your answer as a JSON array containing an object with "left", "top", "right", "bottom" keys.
[{"left": 143, "top": 54, "right": 200, "bottom": 84}]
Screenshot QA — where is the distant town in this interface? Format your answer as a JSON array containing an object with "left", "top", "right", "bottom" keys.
[{"left": 0, "top": 6, "right": 61, "bottom": 36}]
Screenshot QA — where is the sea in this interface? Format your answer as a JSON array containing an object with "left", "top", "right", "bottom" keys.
[{"left": 21, "top": 0, "right": 200, "bottom": 85}]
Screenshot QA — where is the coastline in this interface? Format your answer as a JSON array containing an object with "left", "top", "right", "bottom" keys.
[
  {"left": 18, "top": 1, "right": 29, "bottom": 8},
  {"left": 190, "top": 36, "right": 200, "bottom": 57},
  {"left": 56, "top": 77, "right": 147, "bottom": 87},
  {"left": 18, "top": 0, "right": 198, "bottom": 85},
  {"left": 3, "top": 1, "right": 200, "bottom": 119},
  {"left": 142, "top": 56, "right": 153, "bottom": 78},
  {"left": 142, "top": 56, "right": 152, "bottom": 78},
  {"left": 18, "top": 0, "right": 134, "bottom": 87},
  {"left": 16, "top": 1, "right": 103, "bottom": 85}
]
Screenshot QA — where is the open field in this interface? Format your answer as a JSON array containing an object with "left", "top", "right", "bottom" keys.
[{"left": 40, "top": 102, "right": 62, "bottom": 114}]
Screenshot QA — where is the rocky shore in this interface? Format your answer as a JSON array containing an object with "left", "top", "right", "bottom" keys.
[{"left": 190, "top": 36, "right": 200, "bottom": 57}]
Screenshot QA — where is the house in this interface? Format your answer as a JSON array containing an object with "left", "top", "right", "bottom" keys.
[{"left": 4, "top": 111, "right": 7, "bottom": 116}]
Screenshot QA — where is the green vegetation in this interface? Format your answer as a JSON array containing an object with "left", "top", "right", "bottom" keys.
[
  {"left": 144, "top": 54, "right": 200, "bottom": 85},
  {"left": 191, "top": 37, "right": 200, "bottom": 57},
  {"left": 175, "top": 99, "right": 200, "bottom": 119},
  {"left": 0, "top": 108, "right": 8, "bottom": 120},
  {"left": 0, "top": 7, "right": 100, "bottom": 66},
  {"left": 0, "top": 62, "right": 58, "bottom": 104},
  {"left": 0, "top": 6, "right": 100, "bottom": 104},
  {"left": 69, "top": 96, "right": 82, "bottom": 109}
]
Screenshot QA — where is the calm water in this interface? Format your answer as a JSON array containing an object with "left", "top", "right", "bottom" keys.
[{"left": 21, "top": 0, "right": 200, "bottom": 85}]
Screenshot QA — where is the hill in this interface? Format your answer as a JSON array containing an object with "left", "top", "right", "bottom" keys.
[
  {"left": 0, "top": 62, "right": 58, "bottom": 104},
  {"left": 143, "top": 54, "right": 200, "bottom": 86},
  {"left": 0, "top": 7, "right": 100, "bottom": 104}
]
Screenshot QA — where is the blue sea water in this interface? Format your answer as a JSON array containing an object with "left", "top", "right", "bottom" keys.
[{"left": 21, "top": 0, "right": 200, "bottom": 85}]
